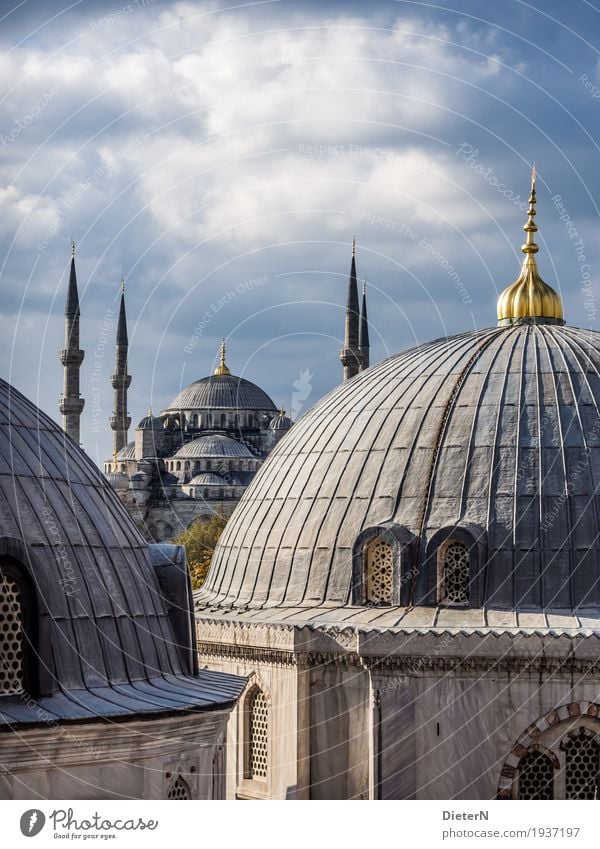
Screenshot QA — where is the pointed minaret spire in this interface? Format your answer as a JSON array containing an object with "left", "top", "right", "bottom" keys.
[
  {"left": 214, "top": 338, "right": 231, "bottom": 376},
  {"left": 59, "top": 243, "right": 85, "bottom": 444},
  {"left": 359, "top": 278, "right": 370, "bottom": 371},
  {"left": 339, "top": 238, "right": 361, "bottom": 381},
  {"left": 110, "top": 279, "right": 132, "bottom": 455}
]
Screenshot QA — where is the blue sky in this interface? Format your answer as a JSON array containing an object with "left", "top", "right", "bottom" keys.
[{"left": 2, "top": 0, "right": 600, "bottom": 464}]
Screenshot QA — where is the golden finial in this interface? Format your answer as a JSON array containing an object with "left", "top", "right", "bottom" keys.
[
  {"left": 352, "top": 237, "right": 356, "bottom": 257},
  {"left": 112, "top": 448, "right": 118, "bottom": 471},
  {"left": 71, "top": 239, "right": 76, "bottom": 257},
  {"left": 279, "top": 406, "right": 286, "bottom": 417},
  {"left": 148, "top": 406, "right": 153, "bottom": 416},
  {"left": 497, "top": 166, "right": 564, "bottom": 326},
  {"left": 214, "top": 338, "right": 231, "bottom": 376}
]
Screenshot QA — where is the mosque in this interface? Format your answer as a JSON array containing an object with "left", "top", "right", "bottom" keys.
[
  {"left": 57, "top": 242, "right": 369, "bottom": 542},
  {"left": 195, "top": 172, "right": 600, "bottom": 800}
]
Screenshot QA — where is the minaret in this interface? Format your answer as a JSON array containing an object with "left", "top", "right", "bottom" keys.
[
  {"left": 339, "top": 238, "right": 361, "bottom": 381},
  {"left": 359, "top": 279, "right": 370, "bottom": 371},
  {"left": 59, "top": 241, "right": 85, "bottom": 444},
  {"left": 110, "top": 278, "right": 131, "bottom": 455}
]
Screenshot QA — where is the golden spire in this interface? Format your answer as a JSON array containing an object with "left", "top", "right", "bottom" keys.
[
  {"left": 214, "top": 338, "right": 231, "bottom": 376},
  {"left": 497, "top": 165, "right": 564, "bottom": 326}
]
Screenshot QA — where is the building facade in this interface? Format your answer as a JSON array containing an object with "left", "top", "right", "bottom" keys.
[{"left": 195, "top": 174, "right": 600, "bottom": 800}]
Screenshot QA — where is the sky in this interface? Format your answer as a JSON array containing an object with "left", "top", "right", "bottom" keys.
[{"left": 2, "top": 0, "right": 600, "bottom": 465}]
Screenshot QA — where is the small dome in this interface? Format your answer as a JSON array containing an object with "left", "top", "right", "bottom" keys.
[
  {"left": 116, "top": 441, "right": 135, "bottom": 461},
  {"left": 174, "top": 434, "right": 254, "bottom": 459},
  {"left": 188, "top": 473, "right": 228, "bottom": 487},
  {"left": 269, "top": 409, "right": 293, "bottom": 431},
  {"left": 106, "top": 471, "right": 128, "bottom": 491},
  {"left": 137, "top": 411, "right": 163, "bottom": 430}
]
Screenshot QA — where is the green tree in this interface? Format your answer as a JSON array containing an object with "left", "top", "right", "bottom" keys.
[{"left": 174, "top": 509, "right": 229, "bottom": 589}]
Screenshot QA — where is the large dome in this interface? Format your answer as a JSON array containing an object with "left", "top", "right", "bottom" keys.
[
  {"left": 166, "top": 373, "right": 276, "bottom": 412},
  {"left": 199, "top": 323, "right": 600, "bottom": 617},
  {"left": 0, "top": 378, "right": 243, "bottom": 723}
]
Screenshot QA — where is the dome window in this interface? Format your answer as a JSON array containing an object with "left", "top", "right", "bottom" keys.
[
  {"left": 166, "top": 775, "right": 191, "bottom": 800},
  {"left": 365, "top": 539, "right": 393, "bottom": 605},
  {"left": 564, "top": 728, "right": 599, "bottom": 799},
  {"left": 0, "top": 561, "right": 35, "bottom": 697},
  {"left": 244, "top": 685, "right": 269, "bottom": 781},
  {"left": 440, "top": 541, "right": 470, "bottom": 605},
  {"left": 517, "top": 751, "right": 554, "bottom": 800}
]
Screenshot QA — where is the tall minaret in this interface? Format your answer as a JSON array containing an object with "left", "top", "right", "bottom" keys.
[
  {"left": 59, "top": 241, "right": 85, "bottom": 444},
  {"left": 359, "top": 279, "right": 370, "bottom": 371},
  {"left": 110, "top": 278, "right": 131, "bottom": 455},
  {"left": 339, "top": 238, "right": 361, "bottom": 381}
]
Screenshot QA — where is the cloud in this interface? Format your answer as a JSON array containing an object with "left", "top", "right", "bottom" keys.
[{"left": 1, "top": 0, "right": 599, "bottom": 461}]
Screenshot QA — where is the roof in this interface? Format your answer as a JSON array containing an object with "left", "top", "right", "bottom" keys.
[
  {"left": 166, "top": 373, "right": 277, "bottom": 412},
  {"left": 116, "top": 441, "right": 136, "bottom": 460},
  {"left": 174, "top": 434, "right": 254, "bottom": 459},
  {"left": 106, "top": 471, "right": 128, "bottom": 491},
  {"left": 137, "top": 413, "right": 163, "bottom": 430},
  {"left": 269, "top": 411, "right": 293, "bottom": 431},
  {"left": 0, "top": 377, "right": 245, "bottom": 724},
  {"left": 199, "top": 324, "right": 600, "bottom": 620}
]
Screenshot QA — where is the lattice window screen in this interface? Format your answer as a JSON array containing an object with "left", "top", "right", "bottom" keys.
[
  {"left": 166, "top": 776, "right": 191, "bottom": 800},
  {"left": 442, "top": 542, "right": 470, "bottom": 604},
  {"left": 565, "top": 729, "right": 599, "bottom": 799},
  {"left": 247, "top": 689, "right": 269, "bottom": 780},
  {"left": 0, "top": 573, "right": 24, "bottom": 695},
  {"left": 366, "top": 539, "right": 393, "bottom": 604},
  {"left": 518, "top": 751, "right": 554, "bottom": 800}
]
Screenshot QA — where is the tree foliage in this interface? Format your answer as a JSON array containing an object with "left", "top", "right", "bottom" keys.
[{"left": 174, "top": 509, "right": 229, "bottom": 589}]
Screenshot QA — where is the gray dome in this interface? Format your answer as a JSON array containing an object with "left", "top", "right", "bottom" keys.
[
  {"left": 188, "top": 473, "right": 228, "bottom": 486},
  {"left": 116, "top": 441, "right": 135, "bottom": 460},
  {"left": 106, "top": 470, "right": 128, "bottom": 491},
  {"left": 0, "top": 378, "right": 244, "bottom": 722},
  {"left": 166, "top": 373, "right": 277, "bottom": 412},
  {"left": 199, "top": 324, "right": 600, "bottom": 616},
  {"left": 174, "top": 434, "right": 253, "bottom": 459},
  {"left": 269, "top": 411, "right": 293, "bottom": 431},
  {"left": 137, "top": 412, "right": 163, "bottom": 430}
]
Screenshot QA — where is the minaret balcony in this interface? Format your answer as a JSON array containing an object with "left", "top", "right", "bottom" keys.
[{"left": 59, "top": 348, "right": 84, "bottom": 366}]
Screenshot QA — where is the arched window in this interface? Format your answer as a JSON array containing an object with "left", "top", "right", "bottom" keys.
[
  {"left": 191, "top": 414, "right": 198, "bottom": 428},
  {"left": 203, "top": 488, "right": 209, "bottom": 499},
  {"left": 234, "top": 414, "right": 239, "bottom": 428},
  {"left": 518, "top": 751, "right": 554, "bottom": 800},
  {"left": 220, "top": 413, "right": 227, "bottom": 428},
  {"left": 120, "top": 464, "right": 126, "bottom": 473},
  {"left": 207, "top": 413, "right": 212, "bottom": 427},
  {"left": 441, "top": 541, "right": 470, "bottom": 604},
  {"left": 206, "top": 460, "right": 212, "bottom": 471},
  {"left": 0, "top": 561, "right": 34, "bottom": 696},
  {"left": 364, "top": 538, "right": 393, "bottom": 605},
  {"left": 244, "top": 686, "right": 269, "bottom": 781},
  {"left": 565, "top": 729, "right": 599, "bottom": 799},
  {"left": 176, "top": 461, "right": 181, "bottom": 471},
  {"left": 184, "top": 461, "right": 190, "bottom": 471},
  {"left": 166, "top": 775, "right": 191, "bottom": 800}
]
